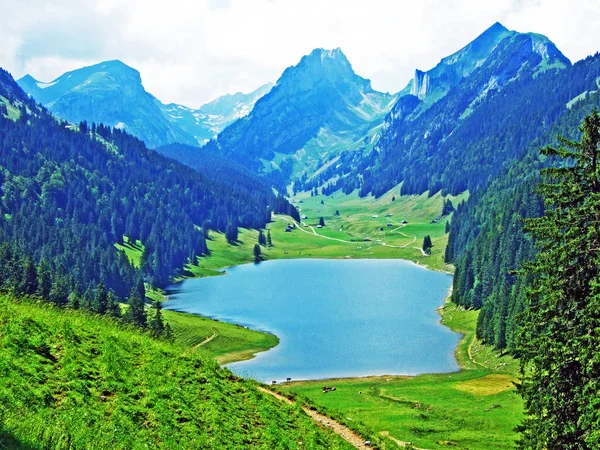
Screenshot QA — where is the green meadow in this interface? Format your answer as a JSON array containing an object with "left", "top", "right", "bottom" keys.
[
  {"left": 0, "top": 294, "right": 351, "bottom": 449},
  {"left": 166, "top": 188, "right": 470, "bottom": 280}
]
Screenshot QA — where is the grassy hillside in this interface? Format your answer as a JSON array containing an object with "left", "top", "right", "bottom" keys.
[
  {"left": 278, "top": 302, "right": 523, "bottom": 450},
  {"left": 162, "top": 309, "right": 278, "bottom": 364},
  {"left": 0, "top": 294, "right": 351, "bottom": 449}
]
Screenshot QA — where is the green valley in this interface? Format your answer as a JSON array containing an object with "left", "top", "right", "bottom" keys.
[{"left": 168, "top": 188, "right": 468, "bottom": 280}]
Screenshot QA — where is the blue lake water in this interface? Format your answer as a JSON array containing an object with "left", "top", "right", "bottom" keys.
[{"left": 164, "top": 258, "right": 460, "bottom": 382}]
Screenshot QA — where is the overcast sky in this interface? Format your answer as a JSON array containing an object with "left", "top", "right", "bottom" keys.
[{"left": 1, "top": 0, "right": 598, "bottom": 107}]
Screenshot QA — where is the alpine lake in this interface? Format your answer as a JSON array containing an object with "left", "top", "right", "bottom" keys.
[{"left": 164, "top": 258, "right": 459, "bottom": 382}]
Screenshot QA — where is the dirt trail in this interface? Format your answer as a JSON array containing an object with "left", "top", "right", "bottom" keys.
[
  {"left": 381, "top": 237, "right": 416, "bottom": 249},
  {"left": 380, "top": 431, "right": 425, "bottom": 449},
  {"left": 257, "top": 386, "right": 372, "bottom": 449},
  {"left": 193, "top": 331, "right": 218, "bottom": 349},
  {"left": 279, "top": 216, "right": 419, "bottom": 249},
  {"left": 279, "top": 217, "right": 356, "bottom": 244}
]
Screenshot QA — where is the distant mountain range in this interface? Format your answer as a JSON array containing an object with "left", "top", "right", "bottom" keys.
[
  {"left": 17, "top": 62, "right": 272, "bottom": 148},
  {"left": 15, "top": 22, "right": 576, "bottom": 192},
  {"left": 292, "top": 22, "right": 574, "bottom": 195}
]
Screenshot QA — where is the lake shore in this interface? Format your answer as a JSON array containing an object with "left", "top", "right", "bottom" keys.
[
  {"left": 166, "top": 258, "right": 457, "bottom": 382},
  {"left": 277, "top": 297, "right": 523, "bottom": 450}
]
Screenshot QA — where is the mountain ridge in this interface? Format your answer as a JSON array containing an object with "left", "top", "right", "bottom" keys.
[
  {"left": 17, "top": 61, "right": 272, "bottom": 148},
  {"left": 211, "top": 47, "right": 397, "bottom": 185}
]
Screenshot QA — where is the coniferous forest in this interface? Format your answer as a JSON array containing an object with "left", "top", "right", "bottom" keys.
[{"left": 0, "top": 68, "right": 295, "bottom": 323}]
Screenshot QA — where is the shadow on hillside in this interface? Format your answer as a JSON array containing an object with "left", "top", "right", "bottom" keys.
[{"left": 0, "top": 428, "right": 38, "bottom": 450}]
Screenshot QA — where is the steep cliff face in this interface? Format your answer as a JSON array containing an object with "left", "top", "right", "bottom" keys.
[{"left": 410, "top": 70, "right": 429, "bottom": 99}]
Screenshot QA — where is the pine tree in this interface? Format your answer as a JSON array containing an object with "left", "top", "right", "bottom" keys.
[
  {"left": 253, "top": 244, "right": 262, "bottom": 262},
  {"left": 517, "top": 109, "right": 600, "bottom": 449},
  {"left": 81, "top": 286, "right": 94, "bottom": 310},
  {"left": 68, "top": 284, "right": 82, "bottom": 310},
  {"left": 319, "top": 217, "right": 325, "bottom": 227},
  {"left": 225, "top": 222, "right": 238, "bottom": 244},
  {"left": 422, "top": 235, "right": 433, "bottom": 254},
  {"left": 258, "top": 230, "right": 266, "bottom": 246},
  {"left": 267, "top": 230, "right": 272, "bottom": 247},
  {"left": 21, "top": 258, "right": 38, "bottom": 295},
  {"left": 49, "top": 273, "right": 70, "bottom": 306},
  {"left": 149, "top": 299, "right": 165, "bottom": 337},
  {"left": 125, "top": 289, "right": 147, "bottom": 328},
  {"left": 442, "top": 198, "right": 455, "bottom": 216},
  {"left": 445, "top": 220, "right": 451, "bottom": 234},
  {"left": 106, "top": 290, "right": 121, "bottom": 318},
  {"left": 93, "top": 282, "right": 108, "bottom": 314},
  {"left": 37, "top": 259, "right": 52, "bottom": 299}
]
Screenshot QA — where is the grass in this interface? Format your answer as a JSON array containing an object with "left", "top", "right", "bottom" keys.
[
  {"left": 150, "top": 187, "right": 468, "bottom": 283},
  {"left": 278, "top": 301, "right": 524, "bottom": 450},
  {"left": 260, "top": 188, "right": 467, "bottom": 273},
  {"left": 162, "top": 309, "right": 279, "bottom": 364},
  {"left": 0, "top": 294, "right": 352, "bottom": 449},
  {"left": 114, "top": 236, "right": 144, "bottom": 268},
  {"left": 0, "top": 95, "right": 20, "bottom": 120}
]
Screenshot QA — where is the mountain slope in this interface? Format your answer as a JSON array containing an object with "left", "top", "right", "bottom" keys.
[
  {"left": 399, "top": 22, "right": 568, "bottom": 105},
  {"left": 17, "top": 62, "right": 272, "bottom": 148},
  {"left": 210, "top": 48, "right": 396, "bottom": 182},
  {"left": 18, "top": 61, "right": 198, "bottom": 148},
  {"left": 325, "top": 23, "right": 573, "bottom": 198},
  {"left": 0, "top": 66, "right": 292, "bottom": 300},
  {"left": 446, "top": 53, "right": 600, "bottom": 350},
  {"left": 0, "top": 294, "right": 352, "bottom": 449}
]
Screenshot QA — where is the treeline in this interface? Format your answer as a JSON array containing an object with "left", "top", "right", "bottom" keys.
[
  {"left": 0, "top": 68, "right": 294, "bottom": 303},
  {"left": 446, "top": 77, "right": 600, "bottom": 350},
  {"left": 0, "top": 241, "right": 170, "bottom": 336}
]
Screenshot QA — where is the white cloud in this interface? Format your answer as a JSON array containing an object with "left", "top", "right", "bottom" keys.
[{"left": 0, "top": 0, "right": 598, "bottom": 107}]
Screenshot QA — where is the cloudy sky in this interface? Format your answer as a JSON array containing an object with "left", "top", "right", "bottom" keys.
[{"left": 1, "top": 0, "right": 598, "bottom": 107}]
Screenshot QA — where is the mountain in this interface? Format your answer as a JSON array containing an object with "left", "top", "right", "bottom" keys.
[
  {"left": 160, "top": 83, "right": 273, "bottom": 144},
  {"left": 210, "top": 48, "right": 397, "bottom": 184},
  {"left": 398, "top": 22, "right": 568, "bottom": 105},
  {"left": 446, "top": 54, "right": 600, "bottom": 350},
  {"left": 17, "top": 62, "right": 272, "bottom": 148},
  {"left": 314, "top": 23, "right": 573, "bottom": 197},
  {"left": 0, "top": 66, "right": 295, "bottom": 297},
  {"left": 17, "top": 60, "right": 198, "bottom": 148},
  {"left": 281, "top": 24, "right": 600, "bottom": 355}
]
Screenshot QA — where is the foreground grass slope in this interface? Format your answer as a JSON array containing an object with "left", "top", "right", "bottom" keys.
[
  {"left": 0, "top": 295, "right": 351, "bottom": 450},
  {"left": 280, "top": 302, "right": 523, "bottom": 450}
]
